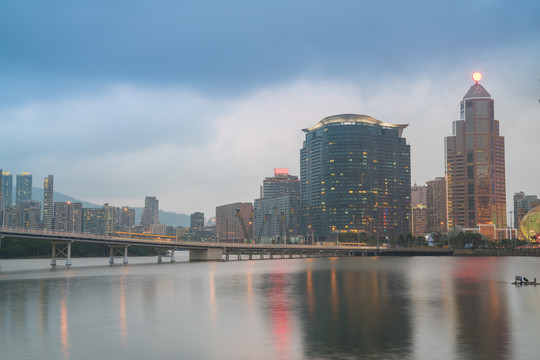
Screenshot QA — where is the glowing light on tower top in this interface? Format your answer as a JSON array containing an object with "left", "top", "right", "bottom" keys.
[{"left": 472, "top": 72, "right": 482, "bottom": 83}]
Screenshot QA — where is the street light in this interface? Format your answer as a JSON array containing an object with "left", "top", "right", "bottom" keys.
[{"left": 509, "top": 210, "right": 514, "bottom": 248}]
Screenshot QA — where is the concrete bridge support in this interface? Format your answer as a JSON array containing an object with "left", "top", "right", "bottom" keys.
[
  {"left": 157, "top": 248, "right": 176, "bottom": 263},
  {"left": 51, "top": 241, "right": 73, "bottom": 267},
  {"left": 108, "top": 245, "right": 129, "bottom": 265},
  {"left": 189, "top": 248, "right": 223, "bottom": 261}
]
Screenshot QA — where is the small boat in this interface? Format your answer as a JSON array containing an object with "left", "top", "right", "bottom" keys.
[
  {"left": 512, "top": 275, "right": 538, "bottom": 285},
  {"left": 511, "top": 281, "right": 538, "bottom": 286}
]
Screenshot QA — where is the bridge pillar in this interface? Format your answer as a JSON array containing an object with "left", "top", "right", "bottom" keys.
[
  {"left": 109, "top": 245, "right": 114, "bottom": 265},
  {"left": 123, "top": 246, "right": 129, "bottom": 265},
  {"left": 289, "top": 252, "right": 293, "bottom": 258},
  {"left": 281, "top": 251, "right": 285, "bottom": 259},
  {"left": 226, "top": 252, "right": 229, "bottom": 261},
  {"left": 270, "top": 252, "right": 273, "bottom": 259},
  {"left": 171, "top": 251, "right": 176, "bottom": 263},
  {"left": 249, "top": 252, "right": 252, "bottom": 260},
  {"left": 260, "top": 252, "right": 264, "bottom": 260},
  {"left": 237, "top": 252, "right": 241, "bottom": 260},
  {"left": 189, "top": 248, "right": 223, "bottom": 261},
  {"left": 109, "top": 245, "right": 130, "bottom": 265},
  {"left": 51, "top": 241, "right": 72, "bottom": 267}
]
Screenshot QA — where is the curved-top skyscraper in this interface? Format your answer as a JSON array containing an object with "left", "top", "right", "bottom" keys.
[
  {"left": 300, "top": 114, "right": 411, "bottom": 242},
  {"left": 445, "top": 74, "right": 507, "bottom": 230}
]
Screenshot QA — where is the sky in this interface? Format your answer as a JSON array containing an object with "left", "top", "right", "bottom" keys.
[{"left": 1, "top": 0, "right": 539, "bottom": 218}]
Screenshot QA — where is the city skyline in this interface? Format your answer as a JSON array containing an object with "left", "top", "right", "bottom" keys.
[{"left": 1, "top": 1, "right": 539, "bottom": 216}]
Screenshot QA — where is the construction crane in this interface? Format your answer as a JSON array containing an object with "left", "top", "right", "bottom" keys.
[
  {"left": 235, "top": 209, "right": 251, "bottom": 243},
  {"left": 280, "top": 212, "right": 290, "bottom": 244},
  {"left": 257, "top": 214, "right": 269, "bottom": 242}
]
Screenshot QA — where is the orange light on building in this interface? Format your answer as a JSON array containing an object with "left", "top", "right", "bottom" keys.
[
  {"left": 472, "top": 72, "right": 482, "bottom": 83},
  {"left": 274, "top": 168, "right": 289, "bottom": 176}
]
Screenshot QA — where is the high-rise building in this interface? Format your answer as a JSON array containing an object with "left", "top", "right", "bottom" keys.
[
  {"left": 411, "top": 184, "right": 428, "bottom": 237},
  {"left": 17, "top": 200, "right": 42, "bottom": 230},
  {"left": 300, "top": 114, "right": 411, "bottom": 241},
  {"left": 149, "top": 223, "right": 167, "bottom": 236},
  {"left": 141, "top": 196, "right": 159, "bottom": 228},
  {"left": 254, "top": 194, "right": 300, "bottom": 243},
  {"left": 254, "top": 169, "right": 300, "bottom": 243},
  {"left": 411, "top": 206, "right": 428, "bottom": 237},
  {"left": 0, "top": 169, "right": 2, "bottom": 210},
  {"left": 103, "top": 203, "right": 115, "bottom": 235},
  {"left": 411, "top": 184, "right": 427, "bottom": 207},
  {"left": 190, "top": 212, "right": 205, "bottom": 233},
  {"left": 83, "top": 207, "right": 107, "bottom": 235},
  {"left": 426, "top": 177, "right": 447, "bottom": 233},
  {"left": 445, "top": 74, "right": 507, "bottom": 230},
  {"left": 43, "top": 175, "right": 54, "bottom": 231},
  {"left": 216, "top": 202, "right": 253, "bottom": 242},
  {"left": 261, "top": 168, "right": 300, "bottom": 198},
  {"left": 1, "top": 171, "right": 13, "bottom": 208},
  {"left": 118, "top": 206, "right": 136, "bottom": 231},
  {"left": 54, "top": 202, "right": 83, "bottom": 233},
  {"left": 16, "top": 172, "right": 32, "bottom": 206}
]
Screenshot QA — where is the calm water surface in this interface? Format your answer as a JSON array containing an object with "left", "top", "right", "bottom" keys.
[{"left": 1, "top": 254, "right": 540, "bottom": 360}]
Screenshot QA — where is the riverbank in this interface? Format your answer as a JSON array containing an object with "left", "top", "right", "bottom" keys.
[{"left": 454, "top": 248, "right": 540, "bottom": 256}]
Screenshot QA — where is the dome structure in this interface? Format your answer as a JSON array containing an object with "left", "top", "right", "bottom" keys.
[{"left": 519, "top": 205, "right": 540, "bottom": 241}]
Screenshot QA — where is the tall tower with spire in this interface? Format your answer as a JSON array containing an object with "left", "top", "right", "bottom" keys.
[{"left": 445, "top": 73, "right": 507, "bottom": 230}]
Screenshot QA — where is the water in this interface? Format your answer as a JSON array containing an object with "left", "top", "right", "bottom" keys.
[{"left": 1, "top": 254, "right": 540, "bottom": 360}]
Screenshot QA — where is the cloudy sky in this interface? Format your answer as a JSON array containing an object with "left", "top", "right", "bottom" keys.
[{"left": 1, "top": 0, "right": 539, "bottom": 218}]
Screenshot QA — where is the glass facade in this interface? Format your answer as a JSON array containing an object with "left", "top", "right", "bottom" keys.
[
  {"left": 43, "top": 175, "right": 54, "bottom": 231},
  {"left": 1, "top": 172, "right": 12, "bottom": 208},
  {"left": 16, "top": 173, "right": 32, "bottom": 206},
  {"left": 300, "top": 114, "right": 411, "bottom": 241},
  {"left": 446, "top": 82, "right": 506, "bottom": 230},
  {"left": 519, "top": 205, "right": 540, "bottom": 241}
]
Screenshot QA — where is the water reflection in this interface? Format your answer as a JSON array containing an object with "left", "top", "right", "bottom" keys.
[
  {"left": 453, "top": 257, "right": 510, "bottom": 359},
  {"left": 268, "top": 270, "right": 292, "bottom": 360},
  {"left": 119, "top": 277, "right": 128, "bottom": 348},
  {"left": 60, "top": 284, "right": 70, "bottom": 360},
  {"left": 295, "top": 258, "right": 412, "bottom": 359},
  {"left": 1, "top": 256, "right": 539, "bottom": 359}
]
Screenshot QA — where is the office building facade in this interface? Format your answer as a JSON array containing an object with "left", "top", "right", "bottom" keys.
[
  {"left": 216, "top": 202, "right": 253, "bottom": 242},
  {"left": 190, "top": 212, "right": 205, "bottom": 233},
  {"left": 426, "top": 177, "right": 447, "bottom": 233},
  {"left": 254, "top": 168, "right": 300, "bottom": 243},
  {"left": 16, "top": 172, "right": 32, "bottom": 206},
  {"left": 300, "top": 114, "right": 411, "bottom": 241},
  {"left": 118, "top": 206, "right": 136, "bottom": 231},
  {"left": 43, "top": 175, "right": 54, "bottom": 231},
  {"left": 141, "top": 196, "right": 159, "bottom": 228},
  {"left": 83, "top": 208, "right": 107, "bottom": 235},
  {"left": 1, "top": 171, "right": 12, "bottom": 208},
  {"left": 445, "top": 76, "right": 507, "bottom": 230},
  {"left": 54, "top": 202, "right": 83, "bottom": 233}
]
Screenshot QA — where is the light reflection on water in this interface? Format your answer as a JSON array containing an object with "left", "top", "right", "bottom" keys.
[{"left": 1, "top": 255, "right": 540, "bottom": 359}]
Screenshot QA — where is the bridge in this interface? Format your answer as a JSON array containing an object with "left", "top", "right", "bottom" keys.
[{"left": 0, "top": 228, "right": 453, "bottom": 267}]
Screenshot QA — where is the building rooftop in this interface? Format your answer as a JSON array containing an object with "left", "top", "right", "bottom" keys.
[
  {"left": 303, "top": 114, "right": 408, "bottom": 137},
  {"left": 463, "top": 83, "right": 491, "bottom": 99}
]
